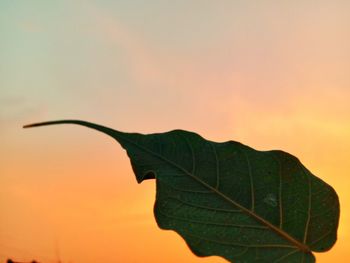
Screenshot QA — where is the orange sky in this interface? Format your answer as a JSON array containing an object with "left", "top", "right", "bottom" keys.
[{"left": 1, "top": 1, "right": 350, "bottom": 262}]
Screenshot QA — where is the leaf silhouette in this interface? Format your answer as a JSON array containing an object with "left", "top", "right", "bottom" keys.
[{"left": 23, "top": 120, "right": 339, "bottom": 262}]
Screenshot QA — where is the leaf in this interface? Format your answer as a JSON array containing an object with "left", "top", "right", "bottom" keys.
[{"left": 23, "top": 120, "right": 339, "bottom": 262}]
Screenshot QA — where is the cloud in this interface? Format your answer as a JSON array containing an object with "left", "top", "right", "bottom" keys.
[
  {"left": 85, "top": 3, "right": 166, "bottom": 87},
  {"left": 0, "top": 96, "right": 47, "bottom": 130},
  {"left": 20, "top": 20, "right": 42, "bottom": 33}
]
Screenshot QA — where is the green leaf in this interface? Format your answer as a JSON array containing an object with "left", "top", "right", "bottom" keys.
[{"left": 24, "top": 120, "right": 339, "bottom": 262}]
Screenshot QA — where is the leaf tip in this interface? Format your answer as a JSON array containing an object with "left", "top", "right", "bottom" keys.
[{"left": 23, "top": 123, "right": 35, "bottom": 128}]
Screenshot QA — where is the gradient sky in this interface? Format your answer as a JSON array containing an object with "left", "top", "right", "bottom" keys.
[{"left": 1, "top": 1, "right": 350, "bottom": 262}]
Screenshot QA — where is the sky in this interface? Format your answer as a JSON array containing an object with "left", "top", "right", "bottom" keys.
[{"left": 0, "top": 1, "right": 350, "bottom": 262}]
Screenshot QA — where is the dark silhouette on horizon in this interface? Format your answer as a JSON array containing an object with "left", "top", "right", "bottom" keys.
[{"left": 7, "top": 259, "right": 39, "bottom": 263}]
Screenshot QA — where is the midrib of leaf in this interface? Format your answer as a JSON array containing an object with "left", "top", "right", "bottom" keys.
[{"left": 23, "top": 120, "right": 311, "bottom": 254}]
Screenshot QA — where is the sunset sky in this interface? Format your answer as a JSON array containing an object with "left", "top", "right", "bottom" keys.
[{"left": 1, "top": 1, "right": 350, "bottom": 262}]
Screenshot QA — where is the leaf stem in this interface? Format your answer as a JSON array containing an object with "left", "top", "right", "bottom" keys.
[{"left": 23, "top": 119, "right": 121, "bottom": 138}]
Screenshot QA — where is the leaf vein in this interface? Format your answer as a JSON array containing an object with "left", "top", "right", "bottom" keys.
[
  {"left": 211, "top": 142, "right": 220, "bottom": 190},
  {"left": 164, "top": 195, "right": 244, "bottom": 213},
  {"left": 182, "top": 231, "right": 297, "bottom": 249},
  {"left": 243, "top": 149, "right": 255, "bottom": 212},
  {"left": 159, "top": 208, "right": 269, "bottom": 229},
  {"left": 302, "top": 166, "right": 312, "bottom": 244}
]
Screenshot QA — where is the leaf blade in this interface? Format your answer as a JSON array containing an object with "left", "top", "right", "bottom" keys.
[{"left": 24, "top": 120, "right": 339, "bottom": 262}]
